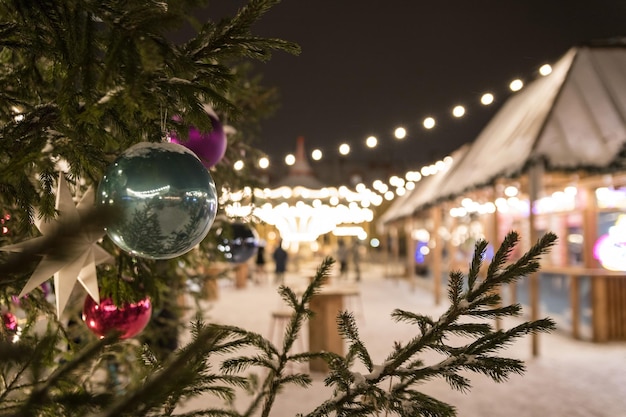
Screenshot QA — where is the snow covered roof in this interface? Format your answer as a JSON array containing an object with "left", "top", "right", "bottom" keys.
[
  {"left": 378, "top": 145, "right": 470, "bottom": 226},
  {"left": 381, "top": 42, "right": 626, "bottom": 224}
]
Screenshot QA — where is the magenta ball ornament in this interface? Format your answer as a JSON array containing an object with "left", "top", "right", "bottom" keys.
[
  {"left": 169, "top": 115, "right": 227, "bottom": 169},
  {"left": 82, "top": 296, "right": 152, "bottom": 339},
  {"left": 2, "top": 312, "right": 18, "bottom": 333}
]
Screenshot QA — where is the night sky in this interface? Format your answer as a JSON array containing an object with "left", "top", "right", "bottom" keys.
[{"left": 203, "top": 1, "right": 626, "bottom": 170}]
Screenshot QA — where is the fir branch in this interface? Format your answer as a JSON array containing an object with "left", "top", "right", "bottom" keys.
[
  {"left": 14, "top": 333, "right": 118, "bottom": 417},
  {"left": 390, "top": 389, "right": 457, "bottom": 417},
  {"left": 445, "top": 322, "right": 493, "bottom": 337},
  {"left": 338, "top": 311, "right": 374, "bottom": 372},
  {"left": 304, "top": 234, "right": 557, "bottom": 417},
  {"left": 476, "top": 235, "right": 556, "bottom": 305},
  {"left": 464, "top": 303, "right": 523, "bottom": 319},
  {"left": 446, "top": 270, "right": 464, "bottom": 304},
  {"left": 94, "top": 325, "right": 242, "bottom": 417},
  {"left": 485, "top": 230, "right": 520, "bottom": 279},
  {"left": 467, "top": 239, "right": 487, "bottom": 291}
]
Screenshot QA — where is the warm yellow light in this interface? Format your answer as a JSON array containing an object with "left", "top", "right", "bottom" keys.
[
  {"left": 233, "top": 160, "right": 244, "bottom": 171},
  {"left": 285, "top": 154, "right": 295, "bottom": 165},
  {"left": 366, "top": 136, "right": 377, "bottom": 148},
  {"left": 452, "top": 105, "right": 465, "bottom": 118},
  {"left": 480, "top": 93, "right": 494, "bottom": 105},
  {"left": 405, "top": 171, "right": 422, "bottom": 182},
  {"left": 564, "top": 186, "right": 577, "bottom": 196},
  {"left": 394, "top": 127, "right": 407, "bottom": 139},
  {"left": 423, "top": 117, "right": 436, "bottom": 129},
  {"left": 389, "top": 175, "right": 405, "bottom": 187},
  {"left": 339, "top": 143, "right": 350, "bottom": 155},
  {"left": 384, "top": 191, "right": 395, "bottom": 201},
  {"left": 311, "top": 149, "right": 323, "bottom": 160},
  {"left": 405, "top": 181, "right": 415, "bottom": 190},
  {"left": 504, "top": 185, "right": 518, "bottom": 197},
  {"left": 258, "top": 157, "right": 269, "bottom": 169},
  {"left": 539, "top": 64, "right": 552, "bottom": 76},
  {"left": 509, "top": 79, "right": 523, "bottom": 92}
]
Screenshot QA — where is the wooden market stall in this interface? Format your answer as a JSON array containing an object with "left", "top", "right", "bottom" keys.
[{"left": 380, "top": 41, "right": 626, "bottom": 344}]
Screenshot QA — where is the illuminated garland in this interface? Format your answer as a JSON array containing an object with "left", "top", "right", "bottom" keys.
[{"left": 232, "top": 61, "right": 555, "bottom": 199}]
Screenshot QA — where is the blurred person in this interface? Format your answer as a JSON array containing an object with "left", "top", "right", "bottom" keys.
[
  {"left": 272, "top": 240, "right": 288, "bottom": 285},
  {"left": 337, "top": 239, "right": 348, "bottom": 279},
  {"left": 352, "top": 240, "right": 361, "bottom": 282},
  {"left": 254, "top": 241, "right": 267, "bottom": 284}
]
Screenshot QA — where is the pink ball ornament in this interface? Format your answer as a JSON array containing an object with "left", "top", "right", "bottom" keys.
[
  {"left": 82, "top": 296, "right": 152, "bottom": 339},
  {"left": 2, "top": 312, "right": 18, "bottom": 333},
  {"left": 169, "top": 115, "right": 227, "bottom": 168}
]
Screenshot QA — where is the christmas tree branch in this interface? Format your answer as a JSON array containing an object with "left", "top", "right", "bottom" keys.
[
  {"left": 304, "top": 231, "right": 557, "bottom": 417},
  {"left": 13, "top": 333, "right": 119, "bottom": 417}
]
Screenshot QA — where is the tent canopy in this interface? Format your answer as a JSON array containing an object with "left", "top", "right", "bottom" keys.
[{"left": 382, "top": 42, "right": 626, "bottom": 224}]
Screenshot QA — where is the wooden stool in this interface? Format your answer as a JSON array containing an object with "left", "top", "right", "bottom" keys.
[{"left": 268, "top": 309, "right": 306, "bottom": 372}]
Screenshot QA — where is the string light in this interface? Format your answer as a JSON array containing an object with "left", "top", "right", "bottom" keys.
[
  {"left": 452, "top": 105, "right": 466, "bottom": 118},
  {"left": 233, "top": 160, "right": 244, "bottom": 171},
  {"left": 539, "top": 64, "right": 552, "bottom": 76},
  {"left": 311, "top": 149, "right": 323, "bottom": 160},
  {"left": 257, "top": 60, "right": 553, "bottom": 168},
  {"left": 423, "top": 117, "right": 436, "bottom": 129},
  {"left": 394, "top": 127, "right": 407, "bottom": 139},
  {"left": 247, "top": 59, "right": 556, "bottom": 203},
  {"left": 480, "top": 92, "right": 495, "bottom": 105},
  {"left": 509, "top": 79, "right": 524, "bottom": 91}
]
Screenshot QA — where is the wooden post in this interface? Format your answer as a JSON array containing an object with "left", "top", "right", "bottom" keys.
[
  {"left": 528, "top": 164, "right": 542, "bottom": 357},
  {"left": 432, "top": 206, "right": 443, "bottom": 305},
  {"left": 235, "top": 263, "right": 248, "bottom": 289},
  {"left": 405, "top": 217, "right": 416, "bottom": 289},
  {"left": 580, "top": 186, "right": 602, "bottom": 341},
  {"left": 592, "top": 275, "right": 609, "bottom": 342},
  {"left": 488, "top": 185, "right": 502, "bottom": 331},
  {"left": 570, "top": 273, "right": 580, "bottom": 339},
  {"left": 308, "top": 293, "right": 345, "bottom": 373}
]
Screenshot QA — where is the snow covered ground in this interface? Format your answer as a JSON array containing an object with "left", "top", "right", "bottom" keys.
[{"left": 178, "top": 259, "right": 626, "bottom": 417}]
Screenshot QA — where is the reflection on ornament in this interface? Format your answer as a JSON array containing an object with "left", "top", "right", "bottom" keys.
[
  {"left": 97, "top": 142, "right": 218, "bottom": 259},
  {"left": 0, "top": 175, "right": 111, "bottom": 317},
  {"left": 594, "top": 214, "right": 626, "bottom": 271},
  {"left": 82, "top": 296, "right": 152, "bottom": 339},
  {"left": 169, "top": 114, "right": 227, "bottom": 169},
  {"left": 216, "top": 221, "right": 259, "bottom": 264}
]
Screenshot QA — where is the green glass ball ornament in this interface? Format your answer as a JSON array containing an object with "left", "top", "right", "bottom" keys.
[{"left": 97, "top": 142, "right": 218, "bottom": 259}]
